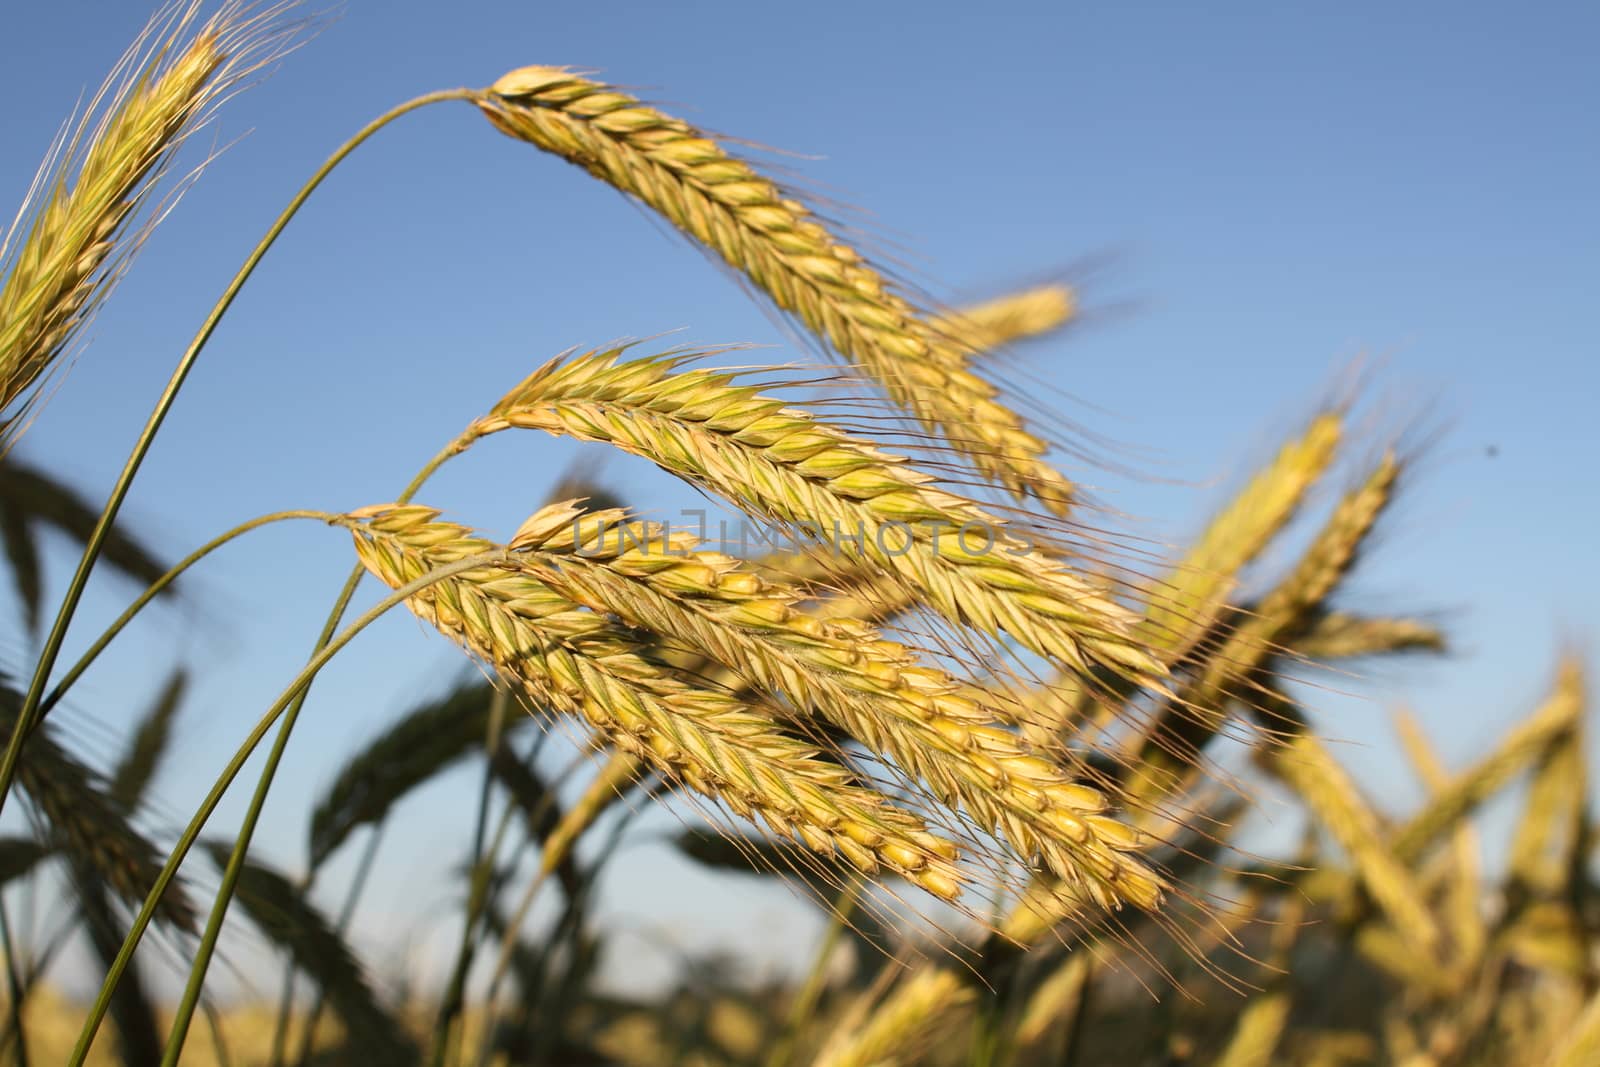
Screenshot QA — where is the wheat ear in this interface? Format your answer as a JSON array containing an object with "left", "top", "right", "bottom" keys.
[
  {"left": 1508, "top": 721, "right": 1585, "bottom": 896},
  {"left": 1041, "top": 412, "right": 1344, "bottom": 734},
  {"left": 307, "top": 680, "right": 502, "bottom": 866},
  {"left": 812, "top": 966, "right": 974, "bottom": 1067},
  {"left": 1391, "top": 660, "right": 1584, "bottom": 866},
  {"left": 512, "top": 502, "right": 1162, "bottom": 911},
  {"left": 0, "top": 2, "right": 274, "bottom": 439},
  {"left": 475, "top": 67, "right": 1074, "bottom": 512},
  {"left": 1395, "top": 710, "right": 1486, "bottom": 972},
  {"left": 1142, "top": 412, "right": 1342, "bottom": 653},
  {"left": 339, "top": 505, "right": 964, "bottom": 901},
  {"left": 752, "top": 281, "right": 1076, "bottom": 627},
  {"left": 1294, "top": 610, "right": 1445, "bottom": 660},
  {"left": 931, "top": 283, "right": 1076, "bottom": 358},
  {"left": 0, "top": 682, "right": 195, "bottom": 929},
  {"left": 1546, "top": 987, "right": 1600, "bottom": 1067},
  {"left": 471, "top": 347, "right": 1162, "bottom": 685},
  {"left": 1268, "top": 729, "right": 1441, "bottom": 958},
  {"left": 1124, "top": 451, "right": 1401, "bottom": 805}
]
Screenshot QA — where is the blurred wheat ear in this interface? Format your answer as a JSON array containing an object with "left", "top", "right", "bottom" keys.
[
  {"left": 0, "top": 679, "right": 196, "bottom": 930},
  {"left": 0, "top": 454, "right": 179, "bottom": 634},
  {"left": 200, "top": 841, "right": 419, "bottom": 1066}
]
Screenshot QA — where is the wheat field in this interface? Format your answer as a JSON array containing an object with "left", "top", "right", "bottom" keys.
[{"left": 0, "top": 3, "right": 1595, "bottom": 1065}]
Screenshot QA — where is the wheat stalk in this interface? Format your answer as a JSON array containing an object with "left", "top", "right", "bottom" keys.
[
  {"left": 469, "top": 346, "right": 1163, "bottom": 685},
  {"left": 510, "top": 502, "right": 1163, "bottom": 911},
  {"left": 200, "top": 841, "right": 418, "bottom": 1065},
  {"left": 475, "top": 67, "right": 1076, "bottom": 512},
  {"left": 339, "top": 504, "right": 965, "bottom": 902}
]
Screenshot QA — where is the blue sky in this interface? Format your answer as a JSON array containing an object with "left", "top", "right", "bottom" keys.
[{"left": 1, "top": 1, "right": 1596, "bottom": 998}]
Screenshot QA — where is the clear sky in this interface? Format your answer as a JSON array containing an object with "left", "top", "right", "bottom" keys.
[{"left": 1, "top": 0, "right": 1596, "bottom": 999}]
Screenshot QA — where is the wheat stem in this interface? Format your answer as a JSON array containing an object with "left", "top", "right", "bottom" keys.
[
  {"left": 427, "top": 687, "right": 509, "bottom": 1067},
  {"left": 474, "top": 749, "right": 641, "bottom": 1050}
]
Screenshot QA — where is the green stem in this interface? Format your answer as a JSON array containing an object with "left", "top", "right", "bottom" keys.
[
  {"left": 265, "top": 951, "right": 298, "bottom": 1067},
  {"left": 471, "top": 757, "right": 647, "bottom": 1065},
  {"left": 263, "top": 438, "right": 474, "bottom": 1067},
  {"left": 66, "top": 550, "right": 507, "bottom": 1067},
  {"left": 0, "top": 86, "right": 479, "bottom": 817},
  {"left": 160, "top": 445, "right": 493, "bottom": 1064}
]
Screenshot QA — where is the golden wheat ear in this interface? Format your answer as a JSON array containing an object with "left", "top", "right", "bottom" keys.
[
  {"left": 474, "top": 67, "right": 1077, "bottom": 514},
  {"left": 339, "top": 505, "right": 967, "bottom": 904},
  {"left": 470, "top": 346, "right": 1164, "bottom": 687},
  {"left": 508, "top": 504, "right": 1164, "bottom": 912},
  {"left": 0, "top": 1, "right": 298, "bottom": 449}
]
